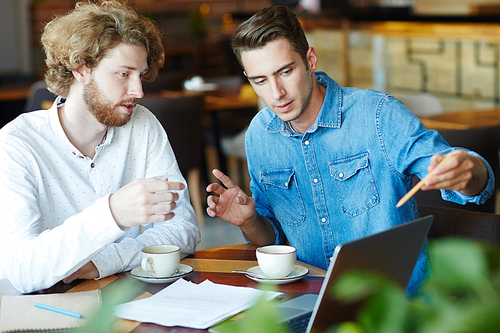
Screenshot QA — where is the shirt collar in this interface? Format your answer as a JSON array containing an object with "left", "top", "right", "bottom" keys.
[
  {"left": 266, "top": 71, "right": 342, "bottom": 136},
  {"left": 48, "top": 96, "right": 68, "bottom": 141}
]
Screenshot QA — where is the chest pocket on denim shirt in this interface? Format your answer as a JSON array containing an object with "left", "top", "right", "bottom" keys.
[
  {"left": 330, "top": 153, "right": 380, "bottom": 217},
  {"left": 260, "top": 168, "right": 306, "bottom": 226}
]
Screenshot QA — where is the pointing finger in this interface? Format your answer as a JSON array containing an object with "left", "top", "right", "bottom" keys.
[{"left": 212, "top": 169, "right": 237, "bottom": 189}]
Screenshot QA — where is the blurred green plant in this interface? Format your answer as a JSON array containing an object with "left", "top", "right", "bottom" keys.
[
  {"left": 78, "top": 276, "right": 142, "bottom": 333},
  {"left": 330, "top": 238, "right": 500, "bottom": 333},
  {"left": 213, "top": 283, "right": 290, "bottom": 333},
  {"left": 188, "top": 9, "right": 207, "bottom": 38}
]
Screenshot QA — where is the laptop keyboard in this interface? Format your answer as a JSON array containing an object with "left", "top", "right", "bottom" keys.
[{"left": 283, "top": 312, "right": 312, "bottom": 333}]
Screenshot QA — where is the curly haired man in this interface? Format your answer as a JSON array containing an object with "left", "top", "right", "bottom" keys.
[{"left": 0, "top": 1, "right": 200, "bottom": 293}]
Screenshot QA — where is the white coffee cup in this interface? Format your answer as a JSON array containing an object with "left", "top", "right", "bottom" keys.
[
  {"left": 141, "top": 244, "right": 180, "bottom": 277},
  {"left": 256, "top": 245, "right": 297, "bottom": 279}
]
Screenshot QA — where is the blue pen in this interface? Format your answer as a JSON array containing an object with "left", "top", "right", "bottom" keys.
[{"left": 34, "top": 303, "right": 86, "bottom": 319}]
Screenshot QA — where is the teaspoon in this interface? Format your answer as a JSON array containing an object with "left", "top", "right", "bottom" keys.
[{"left": 232, "top": 270, "right": 268, "bottom": 279}]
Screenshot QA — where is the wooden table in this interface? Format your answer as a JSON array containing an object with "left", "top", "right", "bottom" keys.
[
  {"left": 0, "top": 82, "right": 32, "bottom": 102},
  {"left": 420, "top": 108, "right": 500, "bottom": 130},
  {"left": 0, "top": 244, "right": 326, "bottom": 332}
]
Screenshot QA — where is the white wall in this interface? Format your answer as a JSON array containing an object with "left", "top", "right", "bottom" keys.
[{"left": 0, "top": 0, "right": 32, "bottom": 75}]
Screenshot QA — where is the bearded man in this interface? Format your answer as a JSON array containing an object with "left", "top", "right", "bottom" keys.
[{"left": 0, "top": 0, "right": 200, "bottom": 293}]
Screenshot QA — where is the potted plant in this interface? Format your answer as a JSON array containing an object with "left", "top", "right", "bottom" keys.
[{"left": 330, "top": 238, "right": 500, "bottom": 333}]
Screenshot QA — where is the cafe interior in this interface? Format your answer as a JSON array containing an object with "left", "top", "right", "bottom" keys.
[{"left": 2, "top": 0, "right": 500, "bottom": 331}]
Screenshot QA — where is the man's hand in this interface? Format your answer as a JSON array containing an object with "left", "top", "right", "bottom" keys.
[
  {"left": 206, "top": 169, "right": 256, "bottom": 227},
  {"left": 422, "top": 149, "right": 489, "bottom": 196},
  {"left": 206, "top": 169, "right": 275, "bottom": 245},
  {"left": 63, "top": 261, "right": 99, "bottom": 284},
  {"left": 109, "top": 178, "right": 185, "bottom": 228}
]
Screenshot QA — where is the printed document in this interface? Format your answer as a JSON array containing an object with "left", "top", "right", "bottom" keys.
[{"left": 114, "top": 279, "right": 281, "bottom": 329}]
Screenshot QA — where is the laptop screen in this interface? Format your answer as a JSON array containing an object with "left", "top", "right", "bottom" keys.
[{"left": 307, "top": 215, "right": 433, "bottom": 332}]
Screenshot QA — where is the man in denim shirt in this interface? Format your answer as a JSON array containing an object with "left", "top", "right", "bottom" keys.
[{"left": 206, "top": 6, "right": 494, "bottom": 294}]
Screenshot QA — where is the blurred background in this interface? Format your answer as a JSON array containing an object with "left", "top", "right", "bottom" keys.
[
  {"left": 5, "top": 0, "right": 500, "bottom": 117},
  {"left": 3, "top": 0, "right": 500, "bottom": 240}
]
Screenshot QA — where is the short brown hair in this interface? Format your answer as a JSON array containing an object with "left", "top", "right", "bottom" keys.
[
  {"left": 232, "top": 6, "right": 309, "bottom": 68},
  {"left": 41, "top": 0, "right": 165, "bottom": 98}
]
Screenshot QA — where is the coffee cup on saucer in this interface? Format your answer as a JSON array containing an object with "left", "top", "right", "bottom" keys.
[
  {"left": 141, "top": 244, "right": 180, "bottom": 277},
  {"left": 256, "top": 245, "right": 297, "bottom": 279}
]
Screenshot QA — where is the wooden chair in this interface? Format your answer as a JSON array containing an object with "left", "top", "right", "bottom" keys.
[
  {"left": 140, "top": 94, "right": 206, "bottom": 226},
  {"left": 419, "top": 205, "right": 500, "bottom": 243}
]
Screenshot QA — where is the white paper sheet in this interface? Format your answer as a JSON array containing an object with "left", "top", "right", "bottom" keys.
[{"left": 113, "top": 279, "right": 281, "bottom": 329}]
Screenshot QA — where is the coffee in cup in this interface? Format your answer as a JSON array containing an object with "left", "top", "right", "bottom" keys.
[
  {"left": 256, "top": 245, "right": 297, "bottom": 279},
  {"left": 141, "top": 244, "right": 180, "bottom": 277}
]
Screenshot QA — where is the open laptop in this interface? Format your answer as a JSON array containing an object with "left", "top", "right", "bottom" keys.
[{"left": 210, "top": 214, "right": 433, "bottom": 333}]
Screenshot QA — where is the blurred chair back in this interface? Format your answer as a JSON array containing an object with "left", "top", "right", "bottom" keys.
[
  {"left": 24, "top": 81, "right": 56, "bottom": 112},
  {"left": 398, "top": 93, "right": 443, "bottom": 117},
  {"left": 140, "top": 94, "right": 206, "bottom": 226},
  {"left": 419, "top": 205, "right": 500, "bottom": 243},
  {"left": 414, "top": 123, "right": 500, "bottom": 213}
]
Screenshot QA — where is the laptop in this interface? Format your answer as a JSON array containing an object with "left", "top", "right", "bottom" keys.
[{"left": 210, "top": 214, "right": 433, "bottom": 333}]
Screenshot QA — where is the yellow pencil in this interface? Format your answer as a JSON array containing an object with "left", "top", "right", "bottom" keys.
[{"left": 396, "top": 152, "right": 456, "bottom": 208}]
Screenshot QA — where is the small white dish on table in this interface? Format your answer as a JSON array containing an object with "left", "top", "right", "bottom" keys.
[
  {"left": 131, "top": 264, "right": 193, "bottom": 284},
  {"left": 244, "top": 265, "right": 309, "bottom": 284}
]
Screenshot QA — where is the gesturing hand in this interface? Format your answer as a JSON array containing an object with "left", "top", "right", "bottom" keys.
[
  {"left": 109, "top": 178, "right": 185, "bottom": 228},
  {"left": 206, "top": 169, "right": 256, "bottom": 227}
]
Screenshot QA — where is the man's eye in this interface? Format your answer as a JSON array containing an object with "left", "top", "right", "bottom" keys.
[
  {"left": 254, "top": 79, "right": 266, "bottom": 85},
  {"left": 119, "top": 72, "right": 129, "bottom": 78},
  {"left": 282, "top": 69, "right": 292, "bottom": 76}
]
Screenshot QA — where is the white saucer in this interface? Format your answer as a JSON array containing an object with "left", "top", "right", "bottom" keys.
[
  {"left": 131, "top": 264, "right": 193, "bottom": 283},
  {"left": 245, "top": 265, "right": 309, "bottom": 284}
]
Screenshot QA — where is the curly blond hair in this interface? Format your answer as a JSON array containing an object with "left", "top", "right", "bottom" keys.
[{"left": 41, "top": 0, "right": 165, "bottom": 97}]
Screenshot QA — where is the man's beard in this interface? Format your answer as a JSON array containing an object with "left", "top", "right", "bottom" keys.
[{"left": 83, "top": 78, "right": 135, "bottom": 127}]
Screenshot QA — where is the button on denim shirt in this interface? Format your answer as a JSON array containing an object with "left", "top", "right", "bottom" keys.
[{"left": 245, "top": 72, "right": 495, "bottom": 294}]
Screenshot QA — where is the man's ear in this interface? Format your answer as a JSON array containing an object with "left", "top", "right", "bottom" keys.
[
  {"left": 306, "top": 47, "right": 318, "bottom": 72},
  {"left": 72, "top": 64, "right": 91, "bottom": 83}
]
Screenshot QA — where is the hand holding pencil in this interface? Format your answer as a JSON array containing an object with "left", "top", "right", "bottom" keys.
[
  {"left": 396, "top": 152, "right": 456, "bottom": 208},
  {"left": 396, "top": 150, "right": 488, "bottom": 208}
]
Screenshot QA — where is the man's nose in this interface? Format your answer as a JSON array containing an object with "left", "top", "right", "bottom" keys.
[
  {"left": 129, "top": 77, "right": 144, "bottom": 99},
  {"left": 271, "top": 79, "right": 285, "bottom": 100}
]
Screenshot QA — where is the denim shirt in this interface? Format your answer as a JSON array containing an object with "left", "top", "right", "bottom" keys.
[{"left": 245, "top": 72, "right": 495, "bottom": 294}]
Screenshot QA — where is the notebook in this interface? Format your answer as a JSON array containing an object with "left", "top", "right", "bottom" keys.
[
  {"left": 210, "top": 214, "right": 433, "bottom": 333},
  {"left": 0, "top": 290, "right": 102, "bottom": 333}
]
